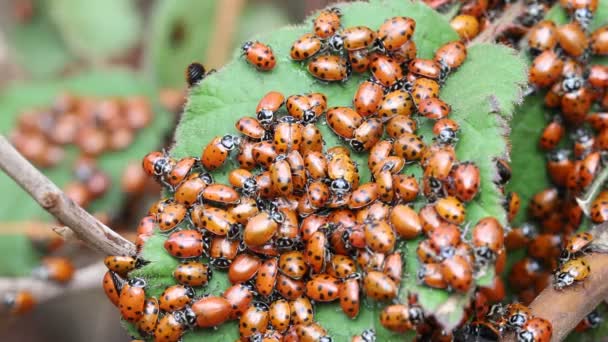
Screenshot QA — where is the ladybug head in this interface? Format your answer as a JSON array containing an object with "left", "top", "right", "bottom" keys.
[
  {"left": 279, "top": 115, "right": 297, "bottom": 123},
  {"left": 328, "top": 7, "right": 342, "bottom": 16},
  {"left": 349, "top": 139, "right": 365, "bottom": 152},
  {"left": 249, "top": 333, "right": 263, "bottom": 342},
  {"left": 253, "top": 301, "right": 269, "bottom": 311},
  {"left": 227, "top": 223, "right": 243, "bottom": 240},
  {"left": 302, "top": 109, "right": 318, "bottom": 124},
  {"left": 200, "top": 172, "right": 214, "bottom": 184},
  {"left": 220, "top": 134, "right": 240, "bottom": 150},
  {"left": 269, "top": 209, "right": 285, "bottom": 224},
  {"left": 2, "top": 293, "right": 16, "bottom": 307},
  {"left": 177, "top": 307, "right": 197, "bottom": 327},
  {"left": 153, "top": 157, "right": 174, "bottom": 176},
  {"left": 435, "top": 127, "right": 457, "bottom": 145},
  {"left": 561, "top": 75, "right": 583, "bottom": 93},
  {"left": 328, "top": 34, "right": 344, "bottom": 52},
  {"left": 319, "top": 337, "right": 334, "bottom": 342},
  {"left": 184, "top": 286, "right": 196, "bottom": 298},
  {"left": 408, "top": 305, "right": 424, "bottom": 324},
  {"left": 547, "top": 149, "right": 569, "bottom": 162},
  {"left": 257, "top": 109, "right": 274, "bottom": 126},
  {"left": 276, "top": 237, "right": 297, "bottom": 251},
  {"left": 241, "top": 41, "right": 254, "bottom": 52},
  {"left": 331, "top": 178, "right": 351, "bottom": 195},
  {"left": 507, "top": 313, "right": 528, "bottom": 329},
  {"left": 574, "top": 8, "right": 593, "bottom": 29},
  {"left": 518, "top": 330, "right": 535, "bottom": 342},
  {"left": 210, "top": 257, "right": 231, "bottom": 269},
  {"left": 554, "top": 271, "right": 574, "bottom": 289},
  {"left": 586, "top": 310, "right": 603, "bottom": 328},
  {"left": 128, "top": 277, "right": 147, "bottom": 288},
  {"left": 360, "top": 329, "right": 376, "bottom": 342}
]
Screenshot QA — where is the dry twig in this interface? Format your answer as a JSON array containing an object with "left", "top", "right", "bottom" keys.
[
  {"left": 0, "top": 135, "right": 135, "bottom": 256},
  {"left": 469, "top": 1, "right": 526, "bottom": 45}
]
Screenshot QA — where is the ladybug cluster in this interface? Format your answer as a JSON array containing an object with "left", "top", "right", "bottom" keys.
[
  {"left": 97, "top": 5, "right": 537, "bottom": 338},
  {"left": 10, "top": 92, "right": 154, "bottom": 210}
]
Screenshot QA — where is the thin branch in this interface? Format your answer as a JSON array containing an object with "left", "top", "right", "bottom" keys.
[
  {"left": 576, "top": 166, "right": 608, "bottom": 216},
  {"left": 206, "top": 0, "right": 247, "bottom": 69},
  {"left": 0, "top": 262, "right": 105, "bottom": 312},
  {"left": 469, "top": 1, "right": 526, "bottom": 46},
  {"left": 0, "top": 135, "right": 135, "bottom": 256}
]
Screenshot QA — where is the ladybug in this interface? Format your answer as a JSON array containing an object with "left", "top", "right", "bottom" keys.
[
  {"left": 375, "top": 169, "right": 394, "bottom": 203},
  {"left": 256, "top": 91, "right": 285, "bottom": 125},
  {"left": 546, "top": 149, "right": 572, "bottom": 187},
  {"left": 377, "top": 89, "right": 415, "bottom": 120},
  {"left": 173, "top": 261, "right": 211, "bottom": 287},
  {"left": 505, "top": 222, "right": 537, "bottom": 250},
  {"left": 424, "top": 146, "right": 455, "bottom": 181},
  {"left": 528, "top": 187, "right": 559, "bottom": 220},
  {"left": 348, "top": 49, "right": 371, "bottom": 73},
  {"left": 3, "top": 290, "right": 35, "bottom": 315},
  {"left": 286, "top": 95, "right": 313, "bottom": 121},
  {"left": 434, "top": 196, "right": 465, "bottom": 224},
  {"left": 557, "top": 22, "right": 588, "bottom": 57},
  {"left": 554, "top": 257, "right": 591, "bottom": 290},
  {"left": 228, "top": 168, "right": 257, "bottom": 196},
  {"left": 450, "top": 14, "right": 480, "bottom": 40},
  {"left": 369, "top": 53, "right": 403, "bottom": 88},
  {"left": 223, "top": 284, "right": 254, "bottom": 320},
  {"left": 351, "top": 118, "right": 383, "bottom": 152},
  {"left": 341, "top": 26, "right": 376, "bottom": 51},
  {"left": 328, "top": 254, "right": 357, "bottom": 279},
  {"left": 434, "top": 40, "right": 467, "bottom": 70},
  {"left": 142, "top": 151, "right": 175, "bottom": 179},
  {"left": 449, "top": 162, "right": 480, "bottom": 202},
  {"left": 201, "top": 183, "right": 240, "bottom": 205},
  {"left": 539, "top": 116, "right": 564, "bottom": 150},
  {"left": 433, "top": 118, "right": 460, "bottom": 145},
  {"left": 575, "top": 309, "right": 602, "bottom": 332},
  {"left": 339, "top": 275, "right": 360, "bottom": 318},
  {"left": 253, "top": 141, "right": 278, "bottom": 168},
  {"left": 289, "top": 296, "right": 314, "bottom": 325},
  {"left": 353, "top": 80, "right": 384, "bottom": 117},
  {"left": 441, "top": 255, "right": 473, "bottom": 292},
  {"left": 572, "top": 127, "right": 595, "bottom": 159},
  {"left": 236, "top": 116, "right": 266, "bottom": 140},
  {"left": 306, "top": 180, "right": 329, "bottom": 209},
  {"left": 561, "top": 87, "right": 593, "bottom": 124},
  {"left": 379, "top": 304, "right": 422, "bottom": 332},
  {"left": 174, "top": 173, "right": 212, "bottom": 206},
  {"left": 364, "top": 220, "right": 396, "bottom": 253},
  {"left": 201, "top": 134, "right": 240, "bottom": 170},
  {"left": 591, "top": 26, "right": 608, "bottom": 55},
  {"left": 409, "top": 58, "right": 442, "bottom": 80},
  {"left": 167, "top": 157, "right": 198, "bottom": 188},
  {"left": 418, "top": 262, "right": 447, "bottom": 289},
  {"left": 276, "top": 273, "right": 305, "bottom": 300},
  {"left": 494, "top": 158, "right": 511, "bottom": 185},
  {"left": 137, "top": 297, "right": 159, "bottom": 335},
  {"left": 428, "top": 223, "right": 462, "bottom": 258},
  {"left": 518, "top": 317, "right": 553, "bottom": 342},
  {"left": 164, "top": 229, "right": 204, "bottom": 259},
  {"left": 242, "top": 41, "right": 276, "bottom": 71},
  {"left": 157, "top": 202, "right": 187, "bottom": 231},
  {"left": 279, "top": 251, "right": 308, "bottom": 280},
  {"left": 102, "top": 271, "right": 124, "bottom": 307},
  {"left": 505, "top": 303, "right": 532, "bottom": 329},
  {"left": 185, "top": 62, "right": 207, "bottom": 87},
  {"left": 191, "top": 296, "right": 231, "bottom": 328},
  {"left": 472, "top": 217, "right": 504, "bottom": 262},
  {"left": 103, "top": 255, "right": 137, "bottom": 277},
  {"left": 244, "top": 211, "right": 280, "bottom": 247},
  {"left": 33, "top": 257, "right": 74, "bottom": 283},
  {"left": 326, "top": 106, "right": 364, "bottom": 140},
  {"left": 327, "top": 152, "right": 359, "bottom": 196},
  {"left": 529, "top": 50, "right": 564, "bottom": 88},
  {"left": 561, "top": 232, "right": 593, "bottom": 261},
  {"left": 305, "top": 230, "right": 329, "bottom": 274},
  {"left": 269, "top": 299, "right": 291, "bottom": 333},
  {"left": 411, "top": 78, "right": 440, "bottom": 104},
  {"left": 385, "top": 116, "right": 417, "bottom": 139},
  {"left": 291, "top": 33, "right": 323, "bottom": 61},
  {"left": 393, "top": 174, "right": 419, "bottom": 202},
  {"left": 356, "top": 249, "right": 386, "bottom": 272},
  {"left": 456, "top": 321, "right": 500, "bottom": 342},
  {"left": 300, "top": 124, "right": 324, "bottom": 155},
  {"left": 393, "top": 132, "right": 426, "bottom": 161},
  {"left": 306, "top": 274, "right": 341, "bottom": 302},
  {"left": 528, "top": 20, "right": 558, "bottom": 54},
  {"left": 588, "top": 65, "right": 608, "bottom": 88},
  {"left": 313, "top": 7, "right": 342, "bottom": 39},
  {"left": 377, "top": 16, "right": 416, "bottom": 51},
  {"left": 192, "top": 205, "right": 240, "bottom": 237},
  {"left": 389, "top": 204, "right": 422, "bottom": 239},
  {"left": 228, "top": 253, "right": 261, "bottom": 284},
  {"left": 270, "top": 157, "right": 294, "bottom": 196},
  {"left": 240, "top": 303, "right": 270, "bottom": 338},
  {"left": 253, "top": 257, "right": 278, "bottom": 297},
  {"left": 383, "top": 251, "right": 403, "bottom": 285},
  {"left": 505, "top": 192, "right": 521, "bottom": 222},
  {"left": 363, "top": 271, "right": 397, "bottom": 301},
  {"left": 154, "top": 311, "right": 187, "bottom": 342},
  {"left": 368, "top": 140, "right": 393, "bottom": 171},
  {"left": 294, "top": 322, "right": 331, "bottom": 341},
  {"left": 308, "top": 55, "right": 351, "bottom": 82},
  {"left": 119, "top": 278, "right": 146, "bottom": 323}
]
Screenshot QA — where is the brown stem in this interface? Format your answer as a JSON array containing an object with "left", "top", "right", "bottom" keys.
[
  {"left": 576, "top": 166, "right": 608, "bottom": 216},
  {"left": 0, "top": 262, "right": 105, "bottom": 311},
  {"left": 206, "top": 0, "right": 247, "bottom": 69},
  {"left": 469, "top": 1, "right": 526, "bottom": 46},
  {"left": 0, "top": 135, "right": 135, "bottom": 256}
]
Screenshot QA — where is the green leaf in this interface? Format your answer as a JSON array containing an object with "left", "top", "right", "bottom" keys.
[
  {"left": 48, "top": 0, "right": 142, "bottom": 61},
  {"left": 234, "top": 3, "right": 290, "bottom": 50},
  {"left": 147, "top": 0, "right": 219, "bottom": 88},
  {"left": 506, "top": 95, "right": 550, "bottom": 225},
  {"left": 162, "top": 0, "right": 525, "bottom": 340},
  {"left": 0, "top": 70, "right": 172, "bottom": 222},
  {"left": 6, "top": 0, "right": 74, "bottom": 78},
  {"left": 0, "top": 235, "right": 41, "bottom": 276}
]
